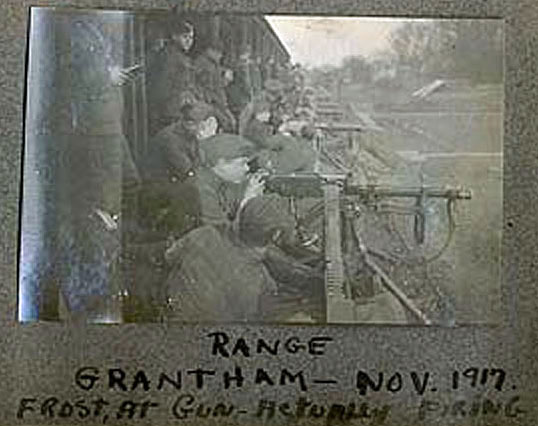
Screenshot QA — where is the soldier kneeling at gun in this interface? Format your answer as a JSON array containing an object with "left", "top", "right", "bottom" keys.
[{"left": 162, "top": 135, "right": 325, "bottom": 323}]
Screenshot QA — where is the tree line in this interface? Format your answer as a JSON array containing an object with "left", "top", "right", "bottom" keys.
[{"left": 308, "top": 20, "right": 503, "bottom": 91}]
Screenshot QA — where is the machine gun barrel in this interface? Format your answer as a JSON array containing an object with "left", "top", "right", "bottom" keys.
[
  {"left": 344, "top": 185, "right": 472, "bottom": 200},
  {"left": 264, "top": 174, "right": 472, "bottom": 201}
]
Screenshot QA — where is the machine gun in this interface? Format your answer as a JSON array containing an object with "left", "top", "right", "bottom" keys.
[{"left": 264, "top": 173, "right": 472, "bottom": 324}]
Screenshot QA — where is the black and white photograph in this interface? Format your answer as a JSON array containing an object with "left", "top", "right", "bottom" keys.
[{"left": 19, "top": 8, "right": 503, "bottom": 325}]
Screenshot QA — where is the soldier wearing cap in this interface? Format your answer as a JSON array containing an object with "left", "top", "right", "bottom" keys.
[
  {"left": 193, "top": 134, "right": 258, "bottom": 228},
  {"left": 161, "top": 135, "right": 280, "bottom": 322},
  {"left": 160, "top": 134, "right": 324, "bottom": 322},
  {"left": 130, "top": 101, "right": 212, "bottom": 243},
  {"left": 121, "top": 102, "right": 219, "bottom": 322},
  {"left": 143, "top": 101, "right": 217, "bottom": 184}
]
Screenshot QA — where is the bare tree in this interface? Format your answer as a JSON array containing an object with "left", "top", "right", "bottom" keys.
[{"left": 388, "top": 20, "right": 502, "bottom": 83}]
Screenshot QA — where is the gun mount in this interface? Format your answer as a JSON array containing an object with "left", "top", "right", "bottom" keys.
[{"left": 264, "top": 172, "right": 472, "bottom": 324}]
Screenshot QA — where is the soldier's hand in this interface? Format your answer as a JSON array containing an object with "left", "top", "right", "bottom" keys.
[
  {"left": 110, "top": 64, "right": 144, "bottom": 86},
  {"left": 243, "top": 170, "right": 268, "bottom": 205}
]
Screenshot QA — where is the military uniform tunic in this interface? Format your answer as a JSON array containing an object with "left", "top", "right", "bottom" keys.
[
  {"left": 163, "top": 166, "right": 277, "bottom": 322},
  {"left": 146, "top": 43, "right": 198, "bottom": 137}
]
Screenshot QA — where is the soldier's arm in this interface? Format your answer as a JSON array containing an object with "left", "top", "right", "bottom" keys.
[
  {"left": 197, "top": 179, "right": 229, "bottom": 227},
  {"left": 237, "top": 193, "right": 296, "bottom": 247},
  {"left": 160, "top": 132, "right": 193, "bottom": 177}
]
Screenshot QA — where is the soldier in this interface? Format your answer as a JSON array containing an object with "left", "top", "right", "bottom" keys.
[
  {"left": 260, "top": 133, "right": 317, "bottom": 175},
  {"left": 226, "top": 47, "right": 255, "bottom": 133},
  {"left": 146, "top": 18, "right": 199, "bottom": 137},
  {"left": 162, "top": 135, "right": 324, "bottom": 323},
  {"left": 131, "top": 103, "right": 218, "bottom": 250},
  {"left": 193, "top": 134, "right": 257, "bottom": 227},
  {"left": 242, "top": 98, "right": 275, "bottom": 149},
  {"left": 142, "top": 101, "right": 217, "bottom": 183},
  {"left": 161, "top": 135, "right": 273, "bottom": 322},
  {"left": 261, "top": 55, "right": 277, "bottom": 82},
  {"left": 122, "top": 102, "right": 219, "bottom": 322},
  {"left": 194, "top": 45, "right": 237, "bottom": 133}
]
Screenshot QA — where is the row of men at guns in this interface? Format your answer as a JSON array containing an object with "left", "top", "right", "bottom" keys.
[
  {"left": 131, "top": 18, "right": 324, "bottom": 323},
  {"left": 125, "top": 102, "right": 324, "bottom": 323},
  {"left": 146, "top": 18, "right": 318, "bottom": 142},
  {"left": 49, "top": 17, "right": 326, "bottom": 323}
]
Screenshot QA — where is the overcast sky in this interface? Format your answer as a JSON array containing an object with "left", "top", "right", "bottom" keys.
[{"left": 265, "top": 16, "right": 405, "bottom": 68}]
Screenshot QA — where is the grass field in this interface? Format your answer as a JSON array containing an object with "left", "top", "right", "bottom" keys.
[{"left": 353, "top": 83, "right": 503, "bottom": 323}]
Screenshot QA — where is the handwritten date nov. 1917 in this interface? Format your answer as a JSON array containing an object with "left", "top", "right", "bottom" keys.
[{"left": 356, "top": 367, "right": 508, "bottom": 395}]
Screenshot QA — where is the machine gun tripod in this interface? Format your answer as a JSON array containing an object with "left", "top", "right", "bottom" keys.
[{"left": 264, "top": 173, "right": 472, "bottom": 324}]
